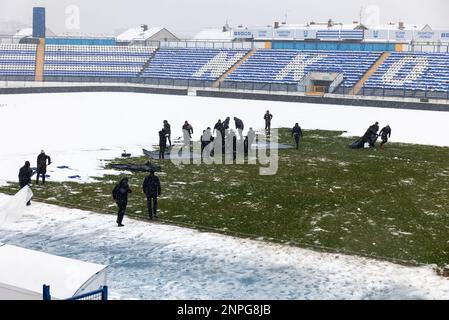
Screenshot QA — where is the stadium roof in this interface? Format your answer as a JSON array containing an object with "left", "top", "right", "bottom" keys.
[
  {"left": 13, "top": 27, "right": 56, "bottom": 38},
  {"left": 193, "top": 28, "right": 234, "bottom": 41},
  {"left": 0, "top": 244, "right": 107, "bottom": 300},
  {"left": 117, "top": 27, "right": 171, "bottom": 41},
  {"left": 367, "top": 23, "right": 432, "bottom": 31},
  {"left": 274, "top": 22, "right": 362, "bottom": 30}
]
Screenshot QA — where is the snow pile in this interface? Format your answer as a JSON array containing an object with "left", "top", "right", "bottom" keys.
[
  {"left": 1, "top": 92, "right": 449, "bottom": 184},
  {"left": 0, "top": 186, "right": 32, "bottom": 226},
  {"left": 0, "top": 194, "right": 448, "bottom": 300}
]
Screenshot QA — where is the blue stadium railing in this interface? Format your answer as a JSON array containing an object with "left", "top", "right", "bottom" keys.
[{"left": 42, "top": 284, "right": 108, "bottom": 300}]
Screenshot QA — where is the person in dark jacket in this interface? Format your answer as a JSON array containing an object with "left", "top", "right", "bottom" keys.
[
  {"left": 36, "top": 150, "right": 51, "bottom": 185},
  {"left": 112, "top": 177, "right": 132, "bottom": 227},
  {"left": 363, "top": 122, "right": 380, "bottom": 148},
  {"left": 201, "top": 128, "right": 212, "bottom": 153},
  {"left": 222, "top": 117, "right": 231, "bottom": 134},
  {"left": 142, "top": 168, "right": 161, "bottom": 220},
  {"left": 182, "top": 121, "right": 193, "bottom": 146},
  {"left": 234, "top": 117, "right": 244, "bottom": 140},
  {"left": 379, "top": 125, "right": 392, "bottom": 149},
  {"left": 159, "top": 129, "right": 167, "bottom": 160},
  {"left": 246, "top": 127, "right": 256, "bottom": 153},
  {"left": 213, "top": 120, "right": 224, "bottom": 136},
  {"left": 292, "top": 123, "right": 303, "bottom": 149},
  {"left": 18, "top": 161, "right": 33, "bottom": 206},
  {"left": 264, "top": 110, "right": 273, "bottom": 132},
  {"left": 163, "top": 120, "right": 171, "bottom": 146},
  {"left": 214, "top": 120, "right": 225, "bottom": 150}
]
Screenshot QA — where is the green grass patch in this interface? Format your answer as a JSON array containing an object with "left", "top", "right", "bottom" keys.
[{"left": 2, "top": 128, "right": 449, "bottom": 267}]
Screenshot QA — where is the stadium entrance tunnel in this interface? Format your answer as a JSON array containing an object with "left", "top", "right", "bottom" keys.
[{"left": 299, "top": 72, "right": 344, "bottom": 94}]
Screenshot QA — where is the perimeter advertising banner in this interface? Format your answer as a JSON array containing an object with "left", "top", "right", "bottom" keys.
[{"left": 246, "top": 27, "right": 449, "bottom": 42}]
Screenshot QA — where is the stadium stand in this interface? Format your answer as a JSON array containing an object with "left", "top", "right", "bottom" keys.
[
  {"left": 364, "top": 52, "right": 449, "bottom": 98},
  {"left": 44, "top": 45, "right": 157, "bottom": 78},
  {"left": 2, "top": 43, "right": 449, "bottom": 100},
  {"left": 224, "top": 49, "right": 382, "bottom": 89},
  {"left": 140, "top": 48, "right": 249, "bottom": 81},
  {"left": 0, "top": 44, "right": 37, "bottom": 77}
]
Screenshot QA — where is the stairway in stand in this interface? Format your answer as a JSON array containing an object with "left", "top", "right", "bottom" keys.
[
  {"left": 35, "top": 38, "right": 46, "bottom": 82},
  {"left": 212, "top": 48, "right": 257, "bottom": 88},
  {"left": 349, "top": 51, "right": 391, "bottom": 95},
  {"left": 138, "top": 48, "right": 158, "bottom": 77}
]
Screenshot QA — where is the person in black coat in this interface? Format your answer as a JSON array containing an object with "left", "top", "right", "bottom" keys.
[
  {"left": 112, "top": 177, "right": 132, "bottom": 227},
  {"left": 264, "top": 110, "right": 273, "bottom": 132},
  {"left": 159, "top": 129, "right": 167, "bottom": 160},
  {"left": 18, "top": 161, "right": 33, "bottom": 206},
  {"left": 222, "top": 117, "right": 231, "bottom": 134},
  {"left": 142, "top": 168, "right": 161, "bottom": 220},
  {"left": 363, "top": 122, "right": 380, "bottom": 148},
  {"left": 214, "top": 120, "right": 225, "bottom": 150},
  {"left": 245, "top": 127, "right": 256, "bottom": 153},
  {"left": 201, "top": 128, "right": 212, "bottom": 153},
  {"left": 182, "top": 121, "right": 193, "bottom": 147},
  {"left": 292, "top": 123, "right": 303, "bottom": 149},
  {"left": 379, "top": 125, "right": 392, "bottom": 149},
  {"left": 163, "top": 120, "right": 171, "bottom": 146},
  {"left": 182, "top": 121, "right": 193, "bottom": 137},
  {"left": 214, "top": 120, "right": 224, "bottom": 136},
  {"left": 36, "top": 150, "right": 51, "bottom": 185},
  {"left": 234, "top": 117, "right": 244, "bottom": 140}
]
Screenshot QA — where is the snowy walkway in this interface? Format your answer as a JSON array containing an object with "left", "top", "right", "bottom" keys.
[{"left": 0, "top": 194, "right": 448, "bottom": 300}]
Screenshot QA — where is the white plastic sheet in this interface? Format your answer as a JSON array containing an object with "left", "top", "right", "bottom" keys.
[{"left": 0, "top": 186, "right": 33, "bottom": 225}]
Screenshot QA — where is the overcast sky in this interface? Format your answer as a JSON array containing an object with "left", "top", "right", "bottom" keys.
[{"left": 1, "top": 0, "right": 448, "bottom": 37}]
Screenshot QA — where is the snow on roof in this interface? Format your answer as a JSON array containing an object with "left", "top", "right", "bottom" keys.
[
  {"left": 274, "top": 23, "right": 361, "bottom": 31},
  {"left": 116, "top": 27, "right": 164, "bottom": 41},
  {"left": 193, "top": 28, "right": 234, "bottom": 41},
  {"left": 13, "top": 27, "right": 56, "bottom": 38},
  {"left": 0, "top": 244, "right": 107, "bottom": 300},
  {"left": 14, "top": 28, "right": 32, "bottom": 38},
  {"left": 364, "top": 23, "right": 430, "bottom": 31}
]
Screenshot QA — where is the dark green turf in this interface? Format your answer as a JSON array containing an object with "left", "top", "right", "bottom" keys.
[{"left": 2, "top": 128, "right": 449, "bottom": 267}]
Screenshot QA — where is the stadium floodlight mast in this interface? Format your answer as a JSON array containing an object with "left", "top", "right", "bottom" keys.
[{"left": 169, "top": 129, "right": 279, "bottom": 176}]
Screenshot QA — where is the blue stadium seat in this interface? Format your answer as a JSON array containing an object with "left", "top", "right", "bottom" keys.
[
  {"left": 0, "top": 44, "right": 37, "bottom": 76},
  {"left": 140, "top": 48, "right": 249, "bottom": 81},
  {"left": 43, "top": 45, "right": 157, "bottom": 78},
  {"left": 364, "top": 52, "right": 449, "bottom": 93},
  {"left": 224, "top": 49, "right": 382, "bottom": 87}
]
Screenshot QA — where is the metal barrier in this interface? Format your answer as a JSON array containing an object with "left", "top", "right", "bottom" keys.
[
  {"left": 1, "top": 76, "right": 448, "bottom": 102},
  {"left": 339, "top": 85, "right": 449, "bottom": 101},
  {"left": 43, "top": 284, "right": 108, "bottom": 300}
]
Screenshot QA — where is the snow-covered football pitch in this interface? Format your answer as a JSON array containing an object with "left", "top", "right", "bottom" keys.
[{"left": 1, "top": 92, "right": 449, "bottom": 299}]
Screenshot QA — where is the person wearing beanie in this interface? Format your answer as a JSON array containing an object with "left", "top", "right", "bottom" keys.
[
  {"left": 18, "top": 161, "right": 33, "bottom": 206},
  {"left": 36, "top": 150, "right": 51, "bottom": 185}
]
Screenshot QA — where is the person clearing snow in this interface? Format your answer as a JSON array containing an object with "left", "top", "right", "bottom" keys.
[
  {"left": 350, "top": 122, "right": 380, "bottom": 149},
  {"left": 36, "top": 150, "right": 51, "bottom": 185},
  {"left": 18, "top": 161, "right": 33, "bottom": 206},
  {"left": 379, "top": 125, "right": 392, "bottom": 149}
]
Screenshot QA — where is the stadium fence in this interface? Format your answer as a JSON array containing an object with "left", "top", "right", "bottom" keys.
[{"left": 42, "top": 284, "right": 108, "bottom": 301}]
